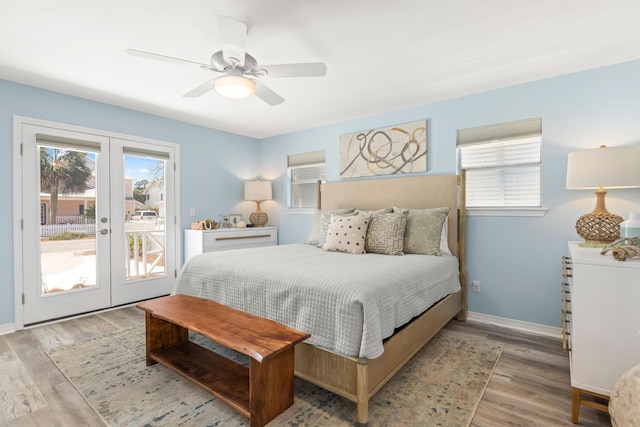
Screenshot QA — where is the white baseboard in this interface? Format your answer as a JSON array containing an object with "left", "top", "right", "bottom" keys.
[
  {"left": 0, "top": 323, "right": 16, "bottom": 336},
  {"left": 467, "top": 311, "right": 562, "bottom": 339},
  {"left": 1, "top": 310, "right": 561, "bottom": 339}
]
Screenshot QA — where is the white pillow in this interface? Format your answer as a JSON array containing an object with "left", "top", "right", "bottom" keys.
[{"left": 440, "top": 219, "right": 451, "bottom": 255}]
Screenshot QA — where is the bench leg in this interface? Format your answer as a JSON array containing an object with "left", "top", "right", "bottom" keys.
[
  {"left": 249, "top": 347, "right": 295, "bottom": 427},
  {"left": 144, "top": 312, "right": 188, "bottom": 366}
]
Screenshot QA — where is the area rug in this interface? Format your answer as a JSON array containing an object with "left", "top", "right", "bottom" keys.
[{"left": 47, "top": 325, "right": 501, "bottom": 427}]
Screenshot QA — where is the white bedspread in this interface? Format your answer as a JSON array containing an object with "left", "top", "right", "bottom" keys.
[{"left": 172, "top": 243, "right": 460, "bottom": 359}]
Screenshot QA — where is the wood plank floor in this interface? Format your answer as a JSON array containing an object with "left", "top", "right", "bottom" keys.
[{"left": 0, "top": 307, "right": 611, "bottom": 426}]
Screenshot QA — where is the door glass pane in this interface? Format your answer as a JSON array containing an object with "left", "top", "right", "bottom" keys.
[
  {"left": 39, "top": 146, "right": 97, "bottom": 295},
  {"left": 125, "top": 155, "right": 166, "bottom": 281}
]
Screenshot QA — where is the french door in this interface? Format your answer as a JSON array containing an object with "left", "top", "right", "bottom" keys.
[{"left": 18, "top": 120, "right": 178, "bottom": 325}]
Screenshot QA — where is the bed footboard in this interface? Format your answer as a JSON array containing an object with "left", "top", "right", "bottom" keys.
[{"left": 294, "top": 290, "right": 463, "bottom": 425}]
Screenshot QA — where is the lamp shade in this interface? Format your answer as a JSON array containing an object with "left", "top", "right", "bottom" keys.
[
  {"left": 214, "top": 75, "right": 256, "bottom": 99},
  {"left": 566, "top": 146, "right": 640, "bottom": 190},
  {"left": 244, "top": 180, "right": 272, "bottom": 201}
]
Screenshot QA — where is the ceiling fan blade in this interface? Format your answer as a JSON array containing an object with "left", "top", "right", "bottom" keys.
[
  {"left": 126, "top": 49, "right": 212, "bottom": 69},
  {"left": 183, "top": 79, "right": 215, "bottom": 97},
  {"left": 218, "top": 16, "right": 247, "bottom": 68},
  {"left": 260, "top": 62, "right": 327, "bottom": 78},
  {"left": 254, "top": 80, "right": 285, "bottom": 106}
]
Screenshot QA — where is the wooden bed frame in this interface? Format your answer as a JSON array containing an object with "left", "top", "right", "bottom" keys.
[{"left": 293, "top": 173, "right": 467, "bottom": 426}]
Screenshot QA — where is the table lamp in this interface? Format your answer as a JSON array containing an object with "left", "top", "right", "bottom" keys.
[
  {"left": 566, "top": 145, "right": 640, "bottom": 247},
  {"left": 244, "top": 180, "right": 272, "bottom": 227}
]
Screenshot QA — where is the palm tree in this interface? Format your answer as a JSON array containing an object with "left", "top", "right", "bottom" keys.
[
  {"left": 83, "top": 204, "right": 96, "bottom": 221},
  {"left": 40, "top": 148, "right": 92, "bottom": 224},
  {"left": 133, "top": 179, "right": 149, "bottom": 204}
]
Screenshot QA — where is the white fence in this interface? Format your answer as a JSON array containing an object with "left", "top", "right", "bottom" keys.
[
  {"left": 55, "top": 216, "right": 95, "bottom": 225},
  {"left": 41, "top": 223, "right": 96, "bottom": 237}
]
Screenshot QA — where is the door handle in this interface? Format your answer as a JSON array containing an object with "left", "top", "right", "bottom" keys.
[{"left": 100, "top": 228, "right": 109, "bottom": 235}]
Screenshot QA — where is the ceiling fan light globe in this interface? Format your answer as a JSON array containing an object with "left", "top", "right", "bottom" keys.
[{"left": 214, "top": 75, "right": 255, "bottom": 99}]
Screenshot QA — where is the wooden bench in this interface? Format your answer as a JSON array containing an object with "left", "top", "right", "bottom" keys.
[{"left": 136, "top": 294, "right": 310, "bottom": 427}]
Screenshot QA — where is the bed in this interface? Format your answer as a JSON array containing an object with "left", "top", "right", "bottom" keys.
[{"left": 173, "top": 173, "right": 467, "bottom": 425}]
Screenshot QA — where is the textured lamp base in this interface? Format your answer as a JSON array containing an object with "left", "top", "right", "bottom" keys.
[
  {"left": 575, "top": 190, "right": 623, "bottom": 247},
  {"left": 249, "top": 201, "right": 268, "bottom": 227}
]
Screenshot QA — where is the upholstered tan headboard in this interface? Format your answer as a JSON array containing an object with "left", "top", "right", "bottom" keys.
[{"left": 319, "top": 174, "right": 465, "bottom": 258}]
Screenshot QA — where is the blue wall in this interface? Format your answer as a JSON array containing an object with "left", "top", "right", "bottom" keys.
[
  {"left": 2, "top": 59, "right": 640, "bottom": 328},
  {"left": 0, "top": 80, "right": 259, "bottom": 325},
  {"left": 258, "top": 59, "right": 640, "bottom": 328}
]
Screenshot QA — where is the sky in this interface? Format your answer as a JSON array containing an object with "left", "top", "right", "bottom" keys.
[{"left": 125, "top": 155, "right": 163, "bottom": 183}]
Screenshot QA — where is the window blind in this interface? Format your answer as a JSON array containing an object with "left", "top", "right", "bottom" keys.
[
  {"left": 36, "top": 133, "right": 102, "bottom": 152},
  {"left": 287, "top": 151, "right": 326, "bottom": 209},
  {"left": 123, "top": 146, "right": 171, "bottom": 161},
  {"left": 457, "top": 118, "right": 542, "bottom": 208}
]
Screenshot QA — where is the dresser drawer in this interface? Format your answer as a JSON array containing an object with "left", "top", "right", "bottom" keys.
[
  {"left": 203, "top": 228, "right": 277, "bottom": 251},
  {"left": 184, "top": 227, "right": 278, "bottom": 262}
]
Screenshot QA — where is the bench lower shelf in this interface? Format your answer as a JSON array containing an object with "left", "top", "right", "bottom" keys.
[{"left": 150, "top": 341, "right": 250, "bottom": 417}]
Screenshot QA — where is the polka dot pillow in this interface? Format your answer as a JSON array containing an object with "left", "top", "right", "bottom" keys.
[{"left": 322, "top": 214, "right": 370, "bottom": 254}]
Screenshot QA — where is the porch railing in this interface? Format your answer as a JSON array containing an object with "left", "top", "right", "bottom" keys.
[{"left": 126, "top": 230, "right": 165, "bottom": 280}]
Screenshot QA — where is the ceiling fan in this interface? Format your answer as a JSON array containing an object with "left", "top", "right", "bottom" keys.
[{"left": 126, "top": 16, "right": 327, "bottom": 106}]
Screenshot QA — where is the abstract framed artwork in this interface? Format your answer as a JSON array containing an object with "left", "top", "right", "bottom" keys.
[{"left": 339, "top": 120, "right": 427, "bottom": 178}]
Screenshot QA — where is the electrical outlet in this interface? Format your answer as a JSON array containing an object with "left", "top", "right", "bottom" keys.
[{"left": 472, "top": 280, "right": 480, "bottom": 293}]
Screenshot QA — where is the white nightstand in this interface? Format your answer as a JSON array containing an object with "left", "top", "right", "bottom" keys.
[
  {"left": 563, "top": 241, "right": 640, "bottom": 423},
  {"left": 184, "top": 226, "right": 278, "bottom": 262}
]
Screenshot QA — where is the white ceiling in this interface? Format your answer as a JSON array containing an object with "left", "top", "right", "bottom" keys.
[{"left": 2, "top": 1, "right": 640, "bottom": 139}]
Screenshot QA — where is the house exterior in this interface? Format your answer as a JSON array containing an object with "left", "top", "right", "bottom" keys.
[
  {"left": 39, "top": 188, "right": 96, "bottom": 224},
  {"left": 142, "top": 178, "right": 165, "bottom": 220}
]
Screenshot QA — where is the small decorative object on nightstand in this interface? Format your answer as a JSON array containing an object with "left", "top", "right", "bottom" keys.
[
  {"left": 244, "top": 180, "right": 272, "bottom": 227},
  {"left": 620, "top": 213, "right": 640, "bottom": 239},
  {"left": 228, "top": 213, "right": 242, "bottom": 228},
  {"left": 566, "top": 145, "right": 640, "bottom": 247}
]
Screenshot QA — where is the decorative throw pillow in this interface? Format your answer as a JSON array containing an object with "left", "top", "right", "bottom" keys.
[
  {"left": 317, "top": 211, "right": 359, "bottom": 248},
  {"left": 354, "top": 207, "right": 393, "bottom": 217},
  {"left": 304, "top": 208, "right": 355, "bottom": 246},
  {"left": 365, "top": 212, "right": 407, "bottom": 255},
  {"left": 392, "top": 206, "right": 450, "bottom": 256},
  {"left": 322, "top": 214, "right": 370, "bottom": 254}
]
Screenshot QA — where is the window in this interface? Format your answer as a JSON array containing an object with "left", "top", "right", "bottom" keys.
[
  {"left": 287, "top": 150, "right": 326, "bottom": 209},
  {"left": 457, "top": 118, "right": 542, "bottom": 210}
]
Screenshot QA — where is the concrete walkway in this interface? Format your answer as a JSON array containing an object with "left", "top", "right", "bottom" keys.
[
  {"left": 39, "top": 239, "right": 163, "bottom": 292},
  {"left": 40, "top": 239, "right": 97, "bottom": 292}
]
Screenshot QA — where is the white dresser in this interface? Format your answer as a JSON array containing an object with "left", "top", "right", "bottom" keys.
[
  {"left": 563, "top": 241, "right": 640, "bottom": 423},
  {"left": 184, "top": 227, "right": 277, "bottom": 262}
]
